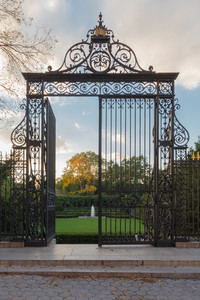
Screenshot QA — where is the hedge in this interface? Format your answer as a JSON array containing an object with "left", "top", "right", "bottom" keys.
[
  {"left": 56, "top": 194, "right": 141, "bottom": 218},
  {"left": 56, "top": 193, "right": 124, "bottom": 211},
  {"left": 56, "top": 194, "right": 98, "bottom": 210},
  {"left": 56, "top": 233, "right": 98, "bottom": 244}
]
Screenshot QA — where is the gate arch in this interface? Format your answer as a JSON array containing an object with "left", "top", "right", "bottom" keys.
[{"left": 10, "top": 13, "right": 189, "bottom": 246}]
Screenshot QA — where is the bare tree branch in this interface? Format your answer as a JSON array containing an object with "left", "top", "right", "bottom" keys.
[{"left": 0, "top": 0, "right": 56, "bottom": 125}]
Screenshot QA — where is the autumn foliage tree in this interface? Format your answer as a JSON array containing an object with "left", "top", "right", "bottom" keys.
[{"left": 60, "top": 151, "right": 99, "bottom": 194}]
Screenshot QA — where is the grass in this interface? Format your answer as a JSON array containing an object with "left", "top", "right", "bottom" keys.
[{"left": 56, "top": 217, "right": 144, "bottom": 235}]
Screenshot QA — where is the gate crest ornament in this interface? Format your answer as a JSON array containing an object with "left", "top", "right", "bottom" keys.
[{"left": 48, "top": 13, "right": 154, "bottom": 74}]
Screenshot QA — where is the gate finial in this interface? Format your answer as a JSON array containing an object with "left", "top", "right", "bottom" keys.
[
  {"left": 94, "top": 13, "right": 107, "bottom": 37},
  {"left": 98, "top": 12, "right": 103, "bottom": 26}
]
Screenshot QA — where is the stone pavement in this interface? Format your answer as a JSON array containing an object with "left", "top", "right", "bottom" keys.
[
  {"left": 0, "top": 273, "right": 200, "bottom": 300},
  {"left": 0, "top": 244, "right": 200, "bottom": 267},
  {"left": 0, "top": 244, "right": 200, "bottom": 299},
  {"left": 0, "top": 244, "right": 200, "bottom": 279}
]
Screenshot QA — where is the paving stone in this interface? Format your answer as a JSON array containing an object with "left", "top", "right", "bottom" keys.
[{"left": 0, "top": 274, "right": 200, "bottom": 299}]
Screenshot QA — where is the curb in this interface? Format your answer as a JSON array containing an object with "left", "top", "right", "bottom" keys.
[
  {"left": 1, "top": 259, "right": 200, "bottom": 267},
  {"left": 0, "top": 269, "right": 200, "bottom": 279}
]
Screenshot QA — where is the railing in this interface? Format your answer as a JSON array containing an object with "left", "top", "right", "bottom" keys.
[
  {"left": 0, "top": 152, "right": 14, "bottom": 241},
  {"left": 175, "top": 151, "right": 200, "bottom": 241}
]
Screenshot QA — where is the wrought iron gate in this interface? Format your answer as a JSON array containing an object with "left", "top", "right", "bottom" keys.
[
  {"left": 10, "top": 97, "right": 56, "bottom": 246},
  {"left": 1, "top": 13, "right": 199, "bottom": 246},
  {"left": 97, "top": 95, "right": 188, "bottom": 246},
  {"left": 46, "top": 100, "right": 56, "bottom": 245},
  {"left": 98, "top": 97, "right": 155, "bottom": 245},
  {"left": 21, "top": 14, "right": 190, "bottom": 247}
]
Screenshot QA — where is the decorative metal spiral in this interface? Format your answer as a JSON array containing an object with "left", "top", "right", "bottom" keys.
[
  {"left": 47, "top": 14, "right": 154, "bottom": 74},
  {"left": 11, "top": 99, "right": 27, "bottom": 148}
]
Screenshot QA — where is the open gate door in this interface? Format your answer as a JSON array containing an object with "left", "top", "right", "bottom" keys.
[
  {"left": 45, "top": 99, "right": 56, "bottom": 245},
  {"left": 24, "top": 97, "right": 56, "bottom": 246}
]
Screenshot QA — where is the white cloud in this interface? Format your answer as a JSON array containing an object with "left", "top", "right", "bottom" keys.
[
  {"left": 99, "top": 0, "right": 200, "bottom": 89},
  {"left": 0, "top": 127, "right": 13, "bottom": 154},
  {"left": 75, "top": 122, "right": 80, "bottom": 129},
  {"left": 23, "top": 0, "right": 200, "bottom": 89},
  {"left": 56, "top": 135, "right": 71, "bottom": 154}
]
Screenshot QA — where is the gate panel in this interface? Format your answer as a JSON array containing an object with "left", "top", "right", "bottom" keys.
[
  {"left": 25, "top": 97, "right": 45, "bottom": 246},
  {"left": 45, "top": 99, "right": 56, "bottom": 244},
  {"left": 156, "top": 95, "right": 175, "bottom": 246},
  {"left": 25, "top": 97, "right": 55, "bottom": 246},
  {"left": 98, "top": 97, "right": 155, "bottom": 245}
]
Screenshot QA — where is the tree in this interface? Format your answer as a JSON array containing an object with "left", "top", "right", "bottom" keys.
[
  {"left": 102, "top": 155, "right": 152, "bottom": 193},
  {"left": 0, "top": 0, "right": 56, "bottom": 122},
  {"left": 59, "top": 151, "right": 99, "bottom": 194},
  {"left": 190, "top": 135, "right": 200, "bottom": 155}
]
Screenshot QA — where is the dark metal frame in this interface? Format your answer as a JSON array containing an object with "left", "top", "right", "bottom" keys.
[{"left": 6, "top": 13, "right": 192, "bottom": 246}]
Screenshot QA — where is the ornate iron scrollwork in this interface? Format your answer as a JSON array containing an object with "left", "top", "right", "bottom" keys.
[
  {"left": 11, "top": 100, "right": 27, "bottom": 148},
  {"left": 48, "top": 13, "right": 154, "bottom": 74},
  {"left": 43, "top": 81, "right": 157, "bottom": 96},
  {"left": 174, "top": 98, "right": 190, "bottom": 148},
  {"left": 174, "top": 114, "right": 189, "bottom": 147}
]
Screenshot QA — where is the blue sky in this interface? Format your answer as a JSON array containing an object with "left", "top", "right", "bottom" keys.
[{"left": 0, "top": 0, "right": 200, "bottom": 178}]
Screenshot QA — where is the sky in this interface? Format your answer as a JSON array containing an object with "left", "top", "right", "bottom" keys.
[{"left": 0, "top": 0, "right": 200, "bottom": 178}]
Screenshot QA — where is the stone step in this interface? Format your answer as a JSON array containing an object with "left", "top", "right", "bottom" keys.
[
  {"left": 0, "top": 265, "right": 200, "bottom": 279},
  {"left": 1, "top": 259, "right": 200, "bottom": 268},
  {"left": 0, "top": 240, "right": 200, "bottom": 248},
  {"left": 176, "top": 241, "right": 200, "bottom": 248},
  {"left": 0, "top": 241, "right": 24, "bottom": 248}
]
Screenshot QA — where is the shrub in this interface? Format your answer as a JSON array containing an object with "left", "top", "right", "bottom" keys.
[{"left": 56, "top": 233, "right": 98, "bottom": 244}]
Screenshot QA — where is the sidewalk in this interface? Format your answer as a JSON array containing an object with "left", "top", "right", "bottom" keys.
[
  {"left": 0, "top": 244, "right": 200, "bottom": 278},
  {"left": 0, "top": 244, "right": 200, "bottom": 266}
]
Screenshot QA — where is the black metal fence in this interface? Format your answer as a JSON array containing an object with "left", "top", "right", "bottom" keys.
[
  {"left": 1, "top": 146, "right": 199, "bottom": 245},
  {"left": 0, "top": 152, "right": 14, "bottom": 241},
  {"left": 175, "top": 149, "right": 200, "bottom": 241},
  {"left": 0, "top": 99, "right": 56, "bottom": 246}
]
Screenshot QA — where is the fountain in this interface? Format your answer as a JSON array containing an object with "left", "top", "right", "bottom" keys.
[{"left": 91, "top": 205, "right": 95, "bottom": 218}]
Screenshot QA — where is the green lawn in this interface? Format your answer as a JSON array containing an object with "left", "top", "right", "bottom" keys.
[{"left": 56, "top": 217, "right": 144, "bottom": 235}]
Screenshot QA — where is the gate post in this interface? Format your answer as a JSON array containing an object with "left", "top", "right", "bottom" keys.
[
  {"left": 45, "top": 98, "right": 56, "bottom": 245},
  {"left": 154, "top": 95, "right": 159, "bottom": 246},
  {"left": 155, "top": 80, "right": 175, "bottom": 246},
  {"left": 98, "top": 96, "right": 102, "bottom": 247}
]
